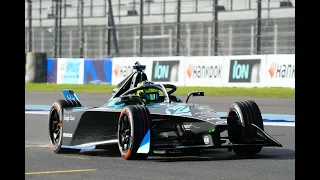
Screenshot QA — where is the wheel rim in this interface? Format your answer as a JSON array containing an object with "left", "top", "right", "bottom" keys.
[
  {"left": 119, "top": 114, "right": 131, "bottom": 153},
  {"left": 49, "top": 109, "right": 61, "bottom": 146}
]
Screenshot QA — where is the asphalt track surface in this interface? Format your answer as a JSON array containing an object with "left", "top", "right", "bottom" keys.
[{"left": 25, "top": 92, "right": 295, "bottom": 180}]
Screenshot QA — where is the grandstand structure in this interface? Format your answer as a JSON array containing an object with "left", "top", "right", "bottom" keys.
[{"left": 25, "top": 0, "right": 295, "bottom": 58}]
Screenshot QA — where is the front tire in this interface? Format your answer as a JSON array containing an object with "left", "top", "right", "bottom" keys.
[
  {"left": 117, "top": 105, "right": 151, "bottom": 160},
  {"left": 48, "top": 100, "right": 80, "bottom": 154},
  {"left": 227, "top": 100, "right": 264, "bottom": 156}
]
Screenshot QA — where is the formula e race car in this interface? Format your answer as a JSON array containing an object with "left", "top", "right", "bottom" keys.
[{"left": 48, "top": 62, "right": 282, "bottom": 160}]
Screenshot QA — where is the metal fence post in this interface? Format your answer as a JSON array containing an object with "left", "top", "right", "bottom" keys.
[
  {"left": 107, "top": 15, "right": 111, "bottom": 56},
  {"left": 133, "top": 28, "right": 137, "bottom": 56},
  {"left": 163, "top": 0, "right": 166, "bottom": 23},
  {"left": 104, "top": 0, "right": 107, "bottom": 16},
  {"left": 100, "top": 30, "right": 103, "bottom": 58},
  {"left": 169, "top": 29, "right": 172, "bottom": 56},
  {"left": 118, "top": 0, "right": 121, "bottom": 22},
  {"left": 39, "top": 0, "right": 42, "bottom": 27},
  {"left": 41, "top": 31, "right": 44, "bottom": 52},
  {"left": 201, "top": 22, "right": 205, "bottom": 56},
  {"left": 256, "top": 0, "right": 262, "bottom": 54},
  {"left": 54, "top": 0, "right": 59, "bottom": 58},
  {"left": 250, "top": 25, "right": 254, "bottom": 54},
  {"left": 79, "top": 0, "right": 84, "bottom": 58},
  {"left": 32, "top": 27, "right": 35, "bottom": 51},
  {"left": 186, "top": 23, "right": 191, "bottom": 56},
  {"left": 229, "top": 26, "right": 233, "bottom": 55},
  {"left": 69, "top": 31, "right": 73, "bottom": 57},
  {"left": 59, "top": 0, "right": 62, "bottom": 57},
  {"left": 85, "top": 32, "right": 88, "bottom": 58},
  {"left": 108, "top": 0, "right": 119, "bottom": 56},
  {"left": 139, "top": 0, "right": 144, "bottom": 57},
  {"left": 208, "top": 27, "right": 211, "bottom": 56},
  {"left": 27, "top": 0, "right": 32, "bottom": 52},
  {"left": 161, "top": 24, "right": 165, "bottom": 56},
  {"left": 213, "top": 0, "right": 218, "bottom": 56},
  {"left": 64, "top": 0, "right": 67, "bottom": 18},
  {"left": 195, "top": 0, "right": 198, "bottom": 12},
  {"left": 274, "top": 23, "right": 278, "bottom": 54},
  {"left": 25, "top": 30, "right": 28, "bottom": 52},
  {"left": 90, "top": 0, "right": 93, "bottom": 17},
  {"left": 176, "top": 0, "right": 181, "bottom": 56}
]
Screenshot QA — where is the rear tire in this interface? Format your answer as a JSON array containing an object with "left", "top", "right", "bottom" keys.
[
  {"left": 117, "top": 105, "right": 151, "bottom": 160},
  {"left": 48, "top": 100, "right": 81, "bottom": 154},
  {"left": 227, "top": 100, "right": 264, "bottom": 156}
]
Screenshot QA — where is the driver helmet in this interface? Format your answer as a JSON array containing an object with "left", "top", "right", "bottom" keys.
[{"left": 136, "top": 81, "right": 159, "bottom": 103}]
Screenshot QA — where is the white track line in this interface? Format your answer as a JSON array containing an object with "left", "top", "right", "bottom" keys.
[
  {"left": 25, "top": 111, "right": 49, "bottom": 115},
  {"left": 263, "top": 122, "right": 295, "bottom": 127},
  {"left": 25, "top": 144, "right": 50, "bottom": 148},
  {"left": 25, "top": 111, "right": 295, "bottom": 127}
]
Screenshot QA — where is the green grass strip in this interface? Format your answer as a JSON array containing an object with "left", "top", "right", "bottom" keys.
[{"left": 25, "top": 83, "right": 294, "bottom": 98}]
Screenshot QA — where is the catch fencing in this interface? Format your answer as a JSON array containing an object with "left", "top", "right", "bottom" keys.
[{"left": 25, "top": 0, "right": 295, "bottom": 58}]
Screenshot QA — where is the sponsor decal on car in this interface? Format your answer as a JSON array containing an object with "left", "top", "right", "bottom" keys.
[
  {"left": 165, "top": 105, "right": 192, "bottom": 116},
  {"left": 183, "top": 123, "right": 200, "bottom": 130},
  {"left": 63, "top": 133, "right": 73, "bottom": 138},
  {"left": 63, "top": 115, "right": 75, "bottom": 122}
]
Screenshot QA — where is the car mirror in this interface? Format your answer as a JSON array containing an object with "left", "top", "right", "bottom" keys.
[{"left": 186, "top": 91, "right": 204, "bottom": 103}]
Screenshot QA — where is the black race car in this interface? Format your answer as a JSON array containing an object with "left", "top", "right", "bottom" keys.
[{"left": 48, "top": 62, "right": 282, "bottom": 160}]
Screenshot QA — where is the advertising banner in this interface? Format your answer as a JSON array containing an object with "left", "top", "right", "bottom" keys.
[
  {"left": 83, "top": 58, "right": 112, "bottom": 84},
  {"left": 150, "top": 57, "right": 185, "bottom": 86},
  {"left": 151, "top": 60, "right": 179, "bottom": 82},
  {"left": 57, "top": 58, "right": 84, "bottom": 84},
  {"left": 224, "top": 55, "right": 266, "bottom": 87},
  {"left": 47, "top": 54, "right": 294, "bottom": 88},
  {"left": 46, "top": 58, "right": 57, "bottom": 83},
  {"left": 184, "top": 56, "right": 226, "bottom": 87},
  {"left": 228, "top": 59, "right": 261, "bottom": 83},
  {"left": 265, "top": 54, "right": 295, "bottom": 88},
  {"left": 111, "top": 57, "right": 153, "bottom": 85}
]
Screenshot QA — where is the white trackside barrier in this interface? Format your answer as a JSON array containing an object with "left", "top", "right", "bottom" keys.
[
  {"left": 111, "top": 54, "right": 294, "bottom": 88},
  {"left": 50, "top": 54, "right": 294, "bottom": 88}
]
